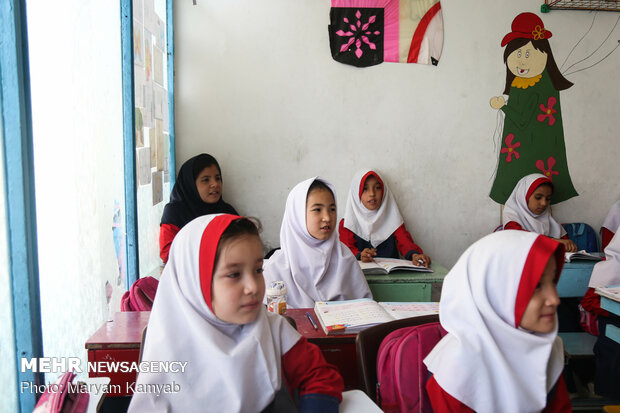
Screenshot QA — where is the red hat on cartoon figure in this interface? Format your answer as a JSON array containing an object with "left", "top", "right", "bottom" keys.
[{"left": 501, "top": 12, "right": 552, "bottom": 47}]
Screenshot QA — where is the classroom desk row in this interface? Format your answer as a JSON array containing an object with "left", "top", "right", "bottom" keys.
[{"left": 84, "top": 259, "right": 599, "bottom": 398}]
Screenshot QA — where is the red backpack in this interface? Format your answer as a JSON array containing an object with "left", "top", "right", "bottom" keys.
[
  {"left": 33, "top": 370, "right": 89, "bottom": 413},
  {"left": 376, "top": 322, "right": 447, "bottom": 413},
  {"left": 121, "top": 276, "right": 159, "bottom": 311}
]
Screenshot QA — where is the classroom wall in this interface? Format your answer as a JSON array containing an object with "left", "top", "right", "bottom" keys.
[
  {"left": 27, "top": 0, "right": 125, "bottom": 380},
  {"left": 174, "top": 0, "right": 620, "bottom": 267},
  {"left": 0, "top": 107, "right": 18, "bottom": 411}
]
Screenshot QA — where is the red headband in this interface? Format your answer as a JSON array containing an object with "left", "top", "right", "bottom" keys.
[
  {"left": 514, "top": 235, "right": 565, "bottom": 327},
  {"left": 358, "top": 171, "right": 385, "bottom": 201},
  {"left": 525, "top": 177, "right": 553, "bottom": 203},
  {"left": 199, "top": 214, "right": 241, "bottom": 311}
]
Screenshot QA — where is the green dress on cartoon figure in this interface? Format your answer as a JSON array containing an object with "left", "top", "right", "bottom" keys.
[{"left": 489, "top": 12, "right": 578, "bottom": 205}]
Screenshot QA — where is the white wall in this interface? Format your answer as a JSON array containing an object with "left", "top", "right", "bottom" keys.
[
  {"left": 175, "top": 0, "right": 620, "bottom": 267},
  {"left": 27, "top": 0, "right": 125, "bottom": 378}
]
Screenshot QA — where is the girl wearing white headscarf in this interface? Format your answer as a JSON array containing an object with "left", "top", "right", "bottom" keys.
[
  {"left": 339, "top": 169, "right": 430, "bottom": 266},
  {"left": 424, "top": 230, "right": 571, "bottom": 413},
  {"left": 581, "top": 225, "right": 620, "bottom": 398},
  {"left": 601, "top": 200, "right": 620, "bottom": 250},
  {"left": 129, "top": 214, "right": 343, "bottom": 413},
  {"left": 503, "top": 173, "right": 577, "bottom": 252},
  {"left": 263, "top": 177, "right": 372, "bottom": 309}
]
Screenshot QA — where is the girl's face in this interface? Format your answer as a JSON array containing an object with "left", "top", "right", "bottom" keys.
[
  {"left": 306, "top": 188, "right": 337, "bottom": 240},
  {"left": 506, "top": 41, "right": 547, "bottom": 78},
  {"left": 519, "top": 256, "right": 560, "bottom": 333},
  {"left": 211, "top": 235, "right": 265, "bottom": 325},
  {"left": 195, "top": 165, "right": 222, "bottom": 204},
  {"left": 360, "top": 175, "right": 384, "bottom": 211},
  {"left": 527, "top": 185, "right": 553, "bottom": 215}
]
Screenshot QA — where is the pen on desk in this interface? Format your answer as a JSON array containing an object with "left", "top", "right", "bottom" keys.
[{"left": 306, "top": 312, "right": 318, "bottom": 330}]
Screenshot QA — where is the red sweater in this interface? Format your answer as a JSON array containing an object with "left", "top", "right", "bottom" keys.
[
  {"left": 281, "top": 337, "right": 344, "bottom": 400},
  {"left": 338, "top": 220, "right": 423, "bottom": 259},
  {"left": 601, "top": 227, "right": 615, "bottom": 251},
  {"left": 159, "top": 223, "right": 180, "bottom": 263},
  {"left": 426, "top": 374, "right": 571, "bottom": 413}
]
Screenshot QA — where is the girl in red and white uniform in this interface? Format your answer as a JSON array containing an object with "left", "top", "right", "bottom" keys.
[
  {"left": 263, "top": 177, "right": 372, "bottom": 309},
  {"left": 581, "top": 226, "right": 620, "bottom": 398},
  {"left": 424, "top": 230, "right": 571, "bottom": 413},
  {"left": 339, "top": 169, "right": 430, "bottom": 266},
  {"left": 130, "top": 214, "right": 343, "bottom": 412},
  {"left": 503, "top": 173, "right": 577, "bottom": 252}
]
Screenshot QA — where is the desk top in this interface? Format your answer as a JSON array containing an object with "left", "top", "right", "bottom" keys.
[
  {"left": 285, "top": 309, "right": 357, "bottom": 342},
  {"left": 85, "top": 311, "right": 150, "bottom": 350},
  {"left": 364, "top": 262, "right": 449, "bottom": 283}
]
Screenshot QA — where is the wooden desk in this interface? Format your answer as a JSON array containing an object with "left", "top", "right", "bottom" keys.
[
  {"left": 285, "top": 309, "right": 360, "bottom": 390},
  {"left": 364, "top": 262, "right": 449, "bottom": 302},
  {"left": 86, "top": 310, "right": 362, "bottom": 394},
  {"left": 85, "top": 311, "right": 149, "bottom": 396}
]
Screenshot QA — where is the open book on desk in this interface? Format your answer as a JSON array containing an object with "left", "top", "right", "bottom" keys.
[
  {"left": 313, "top": 298, "right": 439, "bottom": 335},
  {"left": 359, "top": 258, "right": 433, "bottom": 275},
  {"left": 564, "top": 250, "right": 603, "bottom": 263},
  {"left": 595, "top": 285, "right": 620, "bottom": 302}
]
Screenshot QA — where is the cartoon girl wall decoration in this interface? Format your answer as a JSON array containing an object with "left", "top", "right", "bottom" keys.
[{"left": 489, "top": 12, "right": 578, "bottom": 205}]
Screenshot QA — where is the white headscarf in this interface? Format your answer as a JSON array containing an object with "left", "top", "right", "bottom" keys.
[
  {"left": 602, "top": 200, "right": 620, "bottom": 233},
  {"left": 503, "top": 173, "right": 566, "bottom": 238},
  {"left": 129, "top": 214, "right": 301, "bottom": 413},
  {"left": 589, "top": 224, "right": 620, "bottom": 288},
  {"left": 263, "top": 177, "right": 372, "bottom": 309},
  {"left": 424, "top": 230, "right": 565, "bottom": 413},
  {"left": 342, "top": 169, "right": 404, "bottom": 247}
]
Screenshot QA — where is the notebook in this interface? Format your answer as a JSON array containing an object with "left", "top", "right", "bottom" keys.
[
  {"left": 359, "top": 258, "right": 433, "bottom": 275},
  {"left": 564, "top": 250, "right": 603, "bottom": 263},
  {"left": 313, "top": 298, "right": 439, "bottom": 335}
]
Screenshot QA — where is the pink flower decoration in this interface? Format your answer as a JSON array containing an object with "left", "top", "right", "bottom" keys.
[
  {"left": 335, "top": 10, "right": 380, "bottom": 59},
  {"left": 500, "top": 133, "right": 521, "bottom": 163},
  {"left": 537, "top": 96, "right": 557, "bottom": 126},
  {"left": 536, "top": 157, "right": 559, "bottom": 180}
]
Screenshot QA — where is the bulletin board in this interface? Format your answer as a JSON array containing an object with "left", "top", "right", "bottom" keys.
[{"left": 122, "top": 0, "right": 175, "bottom": 287}]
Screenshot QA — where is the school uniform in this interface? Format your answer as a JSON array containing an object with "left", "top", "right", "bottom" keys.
[
  {"left": 159, "top": 154, "right": 237, "bottom": 263},
  {"left": 502, "top": 173, "right": 568, "bottom": 239},
  {"left": 129, "top": 214, "right": 343, "bottom": 413},
  {"left": 601, "top": 200, "right": 620, "bottom": 250},
  {"left": 339, "top": 169, "right": 424, "bottom": 260},
  {"left": 263, "top": 177, "right": 372, "bottom": 309},
  {"left": 581, "top": 225, "right": 620, "bottom": 398},
  {"left": 424, "top": 231, "right": 571, "bottom": 413}
]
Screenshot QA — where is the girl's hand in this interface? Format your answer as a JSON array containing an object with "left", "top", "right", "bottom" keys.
[
  {"left": 558, "top": 238, "right": 578, "bottom": 253},
  {"left": 360, "top": 248, "right": 377, "bottom": 262},
  {"left": 412, "top": 254, "right": 431, "bottom": 267},
  {"left": 490, "top": 96, "right": 505, "bottom": 109}
]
